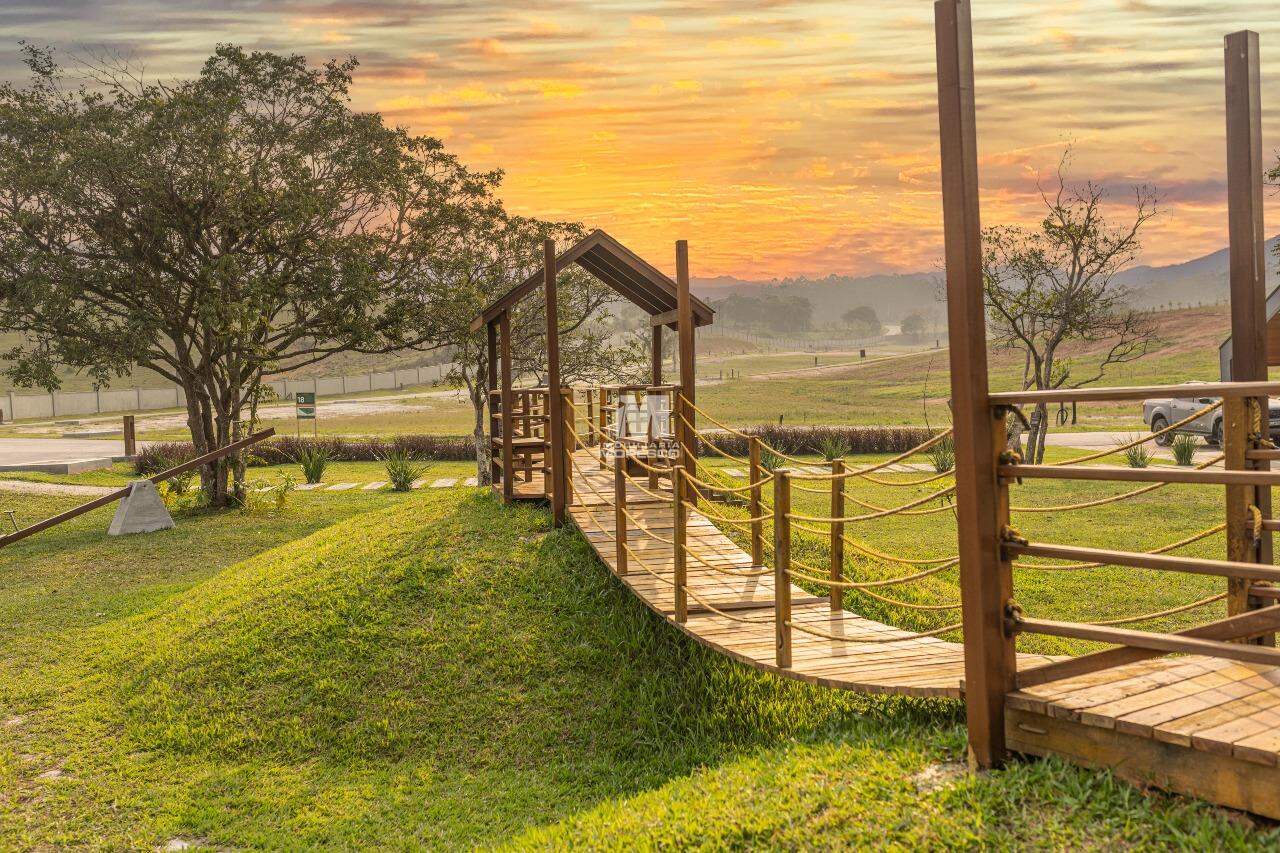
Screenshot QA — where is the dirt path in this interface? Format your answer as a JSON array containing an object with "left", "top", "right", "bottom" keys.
[{"left": 0, "top": 480, "right": 117, "bottom": 497}]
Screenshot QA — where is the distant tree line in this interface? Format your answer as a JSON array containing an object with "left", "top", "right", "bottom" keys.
[{"left": 712, "top": 293, "right": 813, "bottom": 333}]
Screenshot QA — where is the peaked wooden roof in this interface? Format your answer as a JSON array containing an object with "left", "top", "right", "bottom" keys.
[{"left": 470, "top": 229, "right": 715, "bottom": 332}]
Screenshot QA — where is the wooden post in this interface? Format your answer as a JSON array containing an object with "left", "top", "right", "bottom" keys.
[
  {"left": 749, "top": 437, "right": 764, "bottom": 567},
  {"left": 651, "top": 325, "right": 663, "bottom": 386},
  {"left": 614, "top": 451, "right": 628, "bottom": 576},
  {"left": 673, "top": 466, "right": 688, "bottom": 622},
  {"left": 486, "top": 320, "right": 500, "bottom": 485},
  {"left": 676, "top": 241, "right": 697, "bottom": 505},
  {"left": 563, "top": 389, "right": 576, "bottom": 507},
  {"left": 773, "top": 469, "right": 793, "bottom": 667},
  {"left": 830, "top": 458, "right": 845, "bottom": 612},
  {"left": 1225, "top": 30, "right": 1271, "bottom": 621},
  {"left": 586, "top": 391, "right": 596, "bottom": 448},
  {"left": 498, "top": 312, "right": 516, "bottom": 503},
  {"left": 935, "top": 0, "right": 1015, "bottom": 769},
  {"left": 599, "top": 388, "right": 609, "bottom": 469},
  {"left": 544, "top": 239, "right": 567, "bottom": 526},
  {"left": 123, "top": 415, "right": 137, "bottom": 458}
]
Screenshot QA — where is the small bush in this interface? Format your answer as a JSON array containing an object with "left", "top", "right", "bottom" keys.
[
  {"left": 293, "top": 446, "right": 332, "bottom": 485},
  {"left": 699, "top": 424, "right": 936, "bottom": 460},
  {"left": 1170, "top": 434, "right": 1198, "bottom": 466},
  {"left": 238, "top": 474, "right": 296, "bottom": 515},
  {"left": 759, "top": 448, "right": 785, "bottom": 474},
  {"left": 813, "top": 434, "right": 852, "bottom": 461},
  {"left": 383, "top": 449, "right": 431, "bottom": 492},
  {"left": 1121, "top": 438, "right": 1153, "bottom": 469},
  {"left": 926, "top": 435, "right": 956, "bottom": 474}
]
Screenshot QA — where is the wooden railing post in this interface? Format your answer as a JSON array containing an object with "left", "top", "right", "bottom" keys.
[
  {"left": 586, "top": 391, "right": 596, "bottom": 448},
  {"left": 830, "top": 458, "right": 845, "bottom": 612},
  {"left": 935, "top": 0, "right": 1015, "bottom": 769},
  {"left": 749, "top": 436, "right": 764, "bottom": 567},
  {"left": 774, "top": 468, "right": 793, "bottom": 667},
  {"left": 673, "top": 466, "right": 688, "bottom": 622},
  {"left": 646, "top": 387, "right": 660, "bottom": 490},
  {"left": 614, "top": 450, "right": 628, "bottom": 576},
  {"left": 598, "top": 388, "right": 609, "bottom": 469},
  {"left": 563, "top": 389, "right": 576, "bottom": 507}
]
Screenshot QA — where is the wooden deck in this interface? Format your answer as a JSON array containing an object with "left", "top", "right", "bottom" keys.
[{"left": 566, "top": 449, "right": 1055, "bottom": 698}]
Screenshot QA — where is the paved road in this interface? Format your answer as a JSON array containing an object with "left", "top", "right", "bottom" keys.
[{"left": 0, "top": 437, "right": 130, "bottom": 464}]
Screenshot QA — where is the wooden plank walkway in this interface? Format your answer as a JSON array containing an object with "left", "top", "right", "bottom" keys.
[{"left": 565, "top": 449, "right": 1055, "bottom": 699}]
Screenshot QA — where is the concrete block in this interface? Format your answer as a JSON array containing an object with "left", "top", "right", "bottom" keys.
[{"left": 108, "top": 480, "right": 175, "bottom": 536}]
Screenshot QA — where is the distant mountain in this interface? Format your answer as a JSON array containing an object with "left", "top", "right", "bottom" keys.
[
  {"left": 694, "top": 237, "right": 1280, "bottom": 320},
  {"left": 1115, "top": 236, "right": 1280, "bottom": 308}
]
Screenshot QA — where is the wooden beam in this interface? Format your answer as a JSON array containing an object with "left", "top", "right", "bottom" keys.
[
  {"left": 1225, "top": 30, "right": 1272, "bottom": 622},
  {"left": 676, "top": 240, "right": 697, "bottom": 498},
  {"left": 0, "top": 428, "right": 275, "bottom": 549},
  {"left": 935, "top": 0, "right": 1013, "bottom": 770},
  {"left": 1015, "top": 616, "right": 1280, "bottom": 668},
  {"left": 544, "top": 239, "right": 567, "bottom": 526},
  {"left": 1016, "top": 605, "right": 1280, "bottom": 689},
  {"left": 650, "top": 309, "right": 679, "bottom": 327},
  {"left": 1001, "top": 464, "right": 1280, "bottom": 487},
  {"left": 499, "top": 311, "right": 515, "bottom": 504},
  {"left": 651, "top": 325, "right": 663, "bottom": 386},
  {"left": 989, "top": 380, "right": 1280, "bottom": 406},
  {"left": 1010, "top": 541, "right": 1280, "bottom": 583}
]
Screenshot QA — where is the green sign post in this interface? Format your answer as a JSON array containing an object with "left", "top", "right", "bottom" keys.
[{"left": 295, "top": 391, "right": 317, "bottom": 436}]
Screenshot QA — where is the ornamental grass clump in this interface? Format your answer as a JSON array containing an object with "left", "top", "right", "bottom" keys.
[
  {"left": 384, "top": 449, "right": 431, "bottom": 492},
  {"left": 1170, "top": 433, "right": 1198, "bottom": 467}
]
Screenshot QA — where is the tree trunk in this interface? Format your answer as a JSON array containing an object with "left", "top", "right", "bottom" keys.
[
  {"left": 472, "top": 391, "right": 492, "bottom": 486},
  {"left": 1030, "top": 402, "right": 1050, "bottom": 464}
]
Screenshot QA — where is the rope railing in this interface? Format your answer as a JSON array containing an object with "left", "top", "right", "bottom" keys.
[
  {"left": 786, "top": 617, "right": 964, "bottom": 644},
  {"left": 787, "top": 558, "right": 956, "bottom": 589},
  {"left": 788, "top": 556, "right": 960, "bottom": 607},
  {"left": 680, "top": 542, "right": 773, "bottom": 578},
  {"left": 787, "top": 485, "right": 957, "bottom": 524},
  {"left": 1085, "top": 592, "right": 1227, "bottom": 626},
  {"left": 1012, "top": 523, "right": 1226, "bottom": 571},
  {"left": 1011, "top": 453, "right": 1226, "bottom": 513},
  {"left": 791, "top": 521, "right": 958, "bottom": 566}
]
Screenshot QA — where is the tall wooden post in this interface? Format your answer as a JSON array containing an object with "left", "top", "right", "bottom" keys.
[
  {"left": 486, "top": 320, "right": 499, "bottom": 485},
  {"left": 773, "top": 469, "right": 793, "bottom": 667},
  {"left": 544, "top": 239, "right": 567, "bottom": 526},
  {"left": 673, "top": 466, "right": 688, "bottom": 622},
  {"left": 830, "top": 458, "right": 845, "bottom": 612},
  {"left": 598, "top": 387, "right": 610, "bottom": 469},
  {"left": 1225, "top": 30, "right": 1271, "bottom": 622},
  {"left": 935, "top": 0, "right": 1014, "bottom": 769},
  {"left": 498, "top": 311, "right": 515, "bottom": 503},
  {"left": 749, "top": 437, "right": 764, "bottom": 567},
  {"left": 676, "top": 241, "right": 697, "bottom": 505},
  {"left": 651, "top": 326, "right": 663, "bottom": 386},
  {"left": 614, "top": 452, "right": 628, "bottom": 576}
]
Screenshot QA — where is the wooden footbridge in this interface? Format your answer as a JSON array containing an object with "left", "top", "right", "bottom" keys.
[{"left": 471, "top": 2, "right": 1280, "bottom": 823}]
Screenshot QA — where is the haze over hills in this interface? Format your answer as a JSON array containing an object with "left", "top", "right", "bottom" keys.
[{"left": 694, "top": 236, "right": 1280, "bottom": 321}]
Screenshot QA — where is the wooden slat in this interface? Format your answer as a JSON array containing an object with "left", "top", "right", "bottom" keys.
[{"left": 988, "top": 380, "right": 1280, "bottom": 406}]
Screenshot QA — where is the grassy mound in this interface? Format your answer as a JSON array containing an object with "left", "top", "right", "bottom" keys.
[{"left": 4, "top": 489, "right": 1277, "bottom": 848}]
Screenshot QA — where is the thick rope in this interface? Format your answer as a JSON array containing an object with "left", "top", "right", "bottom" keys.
[
  {"left": 684, "top": 501, "right": 771, "bottom": 526},
  {"left": 788, "top": 557, "right": 961, "bottom": 610},
  {"left": 786, "top": 558, "right": 957, "bottom": 589},
  {"left": 1011, "top": 452, "right": 1227, "bottom": 513},
  {"left": 680, "top": 543, "right": 773, "bottom": 578},
  {"left": 1086, "top": 592, "right": 1227, "bottom": 626},
  {"left": 1047, "top": 400, "right": 1221, "bottom": 467},
  {"left": 791, "top": 521, "right": 958, "bottom": 566},
  {"left": 1013, "top": 523, "right": 1226, "bottom": 571},
  {"left": 786, "top": 618, "right": 964, "bottom": 644},
  {"left": 789, "top": 485, "right": 957, "bottom": 524}
]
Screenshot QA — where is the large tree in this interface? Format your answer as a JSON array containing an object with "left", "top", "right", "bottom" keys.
[
  {"left": 983, "top": 152, "right": 1159, "bottom": 463},
  {"left": 0, "top": 45, "right": 486, "bottom": 504}
]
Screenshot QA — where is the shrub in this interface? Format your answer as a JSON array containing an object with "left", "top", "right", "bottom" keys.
[
  {"left": 926, "top": 435, "right": 956, "bottom": 474},
  {"left": 238, "top": 474, "right": 296, "bottom": 515},
  {"left": 383, "top": 449, "right": 430, "bottom": 492},
  {"left": 1121, "top": 438, "right": 1153, "bottom": 469},
  {"left": 293, "top": 446, "right": 332, "bottom": 485},
  {"left": 813, "top": 434, "right": 852, "bottom": 461},
  {"left": 1170, "top": 434, "right": 1198, "bottom": 467},
  {"left": 135, "top": 434, "right": 475, "bottom": 476},
  {"left": 701, "top": 424, "right": 935, "bottom": 460}
]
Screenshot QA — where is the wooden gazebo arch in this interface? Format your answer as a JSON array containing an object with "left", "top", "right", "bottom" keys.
[{"left": 470, "top": 230, "right": 714, "bottom": 524}]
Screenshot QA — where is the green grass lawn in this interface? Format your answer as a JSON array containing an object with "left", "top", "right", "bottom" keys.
[{"left": 2, "top": 475, "right": 1277, "bottom": 847}]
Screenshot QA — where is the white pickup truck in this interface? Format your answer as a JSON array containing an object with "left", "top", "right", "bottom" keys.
[{"left": 1142, "top": 384, "right": 1280, "bottom": 446}]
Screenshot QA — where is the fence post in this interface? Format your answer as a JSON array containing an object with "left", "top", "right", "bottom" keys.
[
  {"left": 123, "top": 415, "right": 137, "bottom": 458},
  {"left": 586, "top": 392, "right": 596, "bottom": 448},
  {"left": 1224, "top": 398, "right": 1261, "bottom": 621},
  {"left": 673, "top": 466, "right": 688, "bottom": 622},
  {"left": 830, "top": 458, "right": 845, "bottom": 611},
  {"left": 774, "top": 468, "right": 792, "bottom": 667},
  {"left": 749, "top": 437, "right": 764, "bottom": 567},
  {"left": 614, "top": 450, "right": 628, "bottom": 576}
]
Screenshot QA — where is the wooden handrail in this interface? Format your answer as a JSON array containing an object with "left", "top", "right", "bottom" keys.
[
  {"left": 1008, "top": 541, "right": 1280, "bottom": 583},
  {"left": 0, "top": 428, "right": 276, "bottom": 549},
  {"left": 1001, "top": 464, "right": 1280, "bottom": 486},
  {"left": 988, "top": 380, "right": 1280, "bottom": 406},
  {"left": 1013, "top": 615, "right": 1280, "bottom": 668}
]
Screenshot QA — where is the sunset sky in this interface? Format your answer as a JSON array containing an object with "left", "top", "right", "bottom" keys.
[{"left": 2, "top": 1, "right": 1279, "bottom": 279}]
